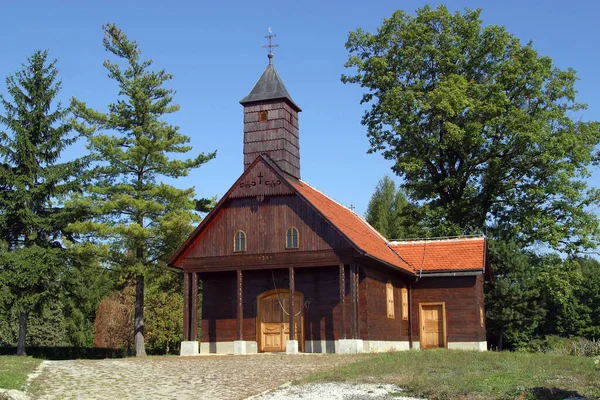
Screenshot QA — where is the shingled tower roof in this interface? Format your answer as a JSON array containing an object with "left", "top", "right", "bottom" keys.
[{"left": 239, "top": 57, "right": 301, "bottom": 112}]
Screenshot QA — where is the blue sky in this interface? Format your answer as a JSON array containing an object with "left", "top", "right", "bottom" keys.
[{"left": 1, "top": 0, "right": 599, "bottom": 217}]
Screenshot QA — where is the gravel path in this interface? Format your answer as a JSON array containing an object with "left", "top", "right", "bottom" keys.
[
  {"left": 253, "top": 382, "right": 421, "bottom": 400},
  {"left": 29, "top": 354, "right": 366, "bottom": 400}
]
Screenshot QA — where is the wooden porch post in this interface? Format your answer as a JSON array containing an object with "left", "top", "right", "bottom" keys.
[
  {"left": 237, "top": 269, "right": 243, "bottom": 341},
  {"left": 191, "top": 272, "right": 198, "bottom": 341},
  {"left": 183, "top": 272, "right": 190, "bottom": 341},
  {"left": 339, "top": 264, "right": 346, "bottom": 339},
  {"left": 350, "top": 264, "right": 359, "bottom": 339},
  {"left": 289, "top": 267, "right": 295, "bottom": 341}
]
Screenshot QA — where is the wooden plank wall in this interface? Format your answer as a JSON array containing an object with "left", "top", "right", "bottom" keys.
[
  {"left": 362, "top": 267, "right": 410, "bottom": 341},
  {"left": 200, "top": 267, "right": 366, "bottom": 344},
  {"left": 410, "top": 276, "right": 486, "bottom": 343},
  {"left": 243, "top": 101, "right": 300, "bottom": 178},
  {"left": 183, "top": 195, "right": 351, "bottom": 258}
]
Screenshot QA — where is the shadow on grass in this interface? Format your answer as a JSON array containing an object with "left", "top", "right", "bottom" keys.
[
  {"left": 0, "top": 347, "right": 128, "bottom": 360},
  {"left": 527, "top": 386, "right": 587, "bottom": 400}
]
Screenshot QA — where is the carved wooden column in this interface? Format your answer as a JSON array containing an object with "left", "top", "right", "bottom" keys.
[
  {"left": 288, "top": 267, "right": 295, "bottom": 341},
  {"left": 191, "top": 272, "right": 198, "bottom": 341},
  {"left": 183, "top": 272, "right": 190, "bottom": 341},
  {"left": 237, "top": 269, "right": 243, "bottom": 341},
  {"left": 339, "top": 264, "right": 346, "bottom": 339}
]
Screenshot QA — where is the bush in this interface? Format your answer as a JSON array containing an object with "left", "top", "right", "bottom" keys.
[{"left": 523, "top": 335, "right": 600, "bottom": 356}]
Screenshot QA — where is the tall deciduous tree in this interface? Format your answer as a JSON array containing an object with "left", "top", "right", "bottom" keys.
[
  {"left": 343, "top": 5, "right": 600, "bottom": 252},
  {"left": 70, "top": 24, "right": 216, "bottom": 356},
  {"left": 0, "top": 50, "right": 85, "bottom": 355}
]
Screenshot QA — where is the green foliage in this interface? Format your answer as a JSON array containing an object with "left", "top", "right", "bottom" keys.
[
  {"left": 70, "top": 23, "right": 215, "bottom": 355},
  {"left": 0, "top": 50, "right": 89, "bottom": 354},
  {"left": 484, "top": 240, "right": 546, "bottom": 350},
  {"left": 145, "top": 271, "right": 182, "bottom": 354},
  {"left": 343, "top": 5, "right": 600, "bottom": 251},
  {"left": 574, "top": 256, "right": 600, "bottom": 339},
  {"left": 365, "top": 175, "right": 426, "bottom": 239}
]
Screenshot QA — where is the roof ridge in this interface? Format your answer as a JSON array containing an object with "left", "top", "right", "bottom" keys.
[{"left": 389, "top": 236, "right": 485, "bottom": 245}]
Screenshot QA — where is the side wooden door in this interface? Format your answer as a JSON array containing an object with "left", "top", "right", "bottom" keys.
[
  {"left": 419, "top": 303, "right": 446, "bottom": 349},
  {"left": 257, "top": 289, "right": 304, "bottom": 352}
]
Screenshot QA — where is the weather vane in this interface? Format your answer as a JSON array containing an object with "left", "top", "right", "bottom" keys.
[{"left": 262, "top": 27, "right": 279, "bottom": 64}]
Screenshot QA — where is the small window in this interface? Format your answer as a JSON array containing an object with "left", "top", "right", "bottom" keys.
[
  {"left": 401, "top": 287, "right": 408, "bottom": 320},
  {"left": 234, "top": 230, "right": 246, "bottom": 252},
  {"left": 259, "top": 110, "right": 268, "bottom": 122},
  {"left": 286, "top": 227, "right": 299, "bottom": 249},
  {"left": 386, "top": 281, "right": 395, "bottom": 319}
]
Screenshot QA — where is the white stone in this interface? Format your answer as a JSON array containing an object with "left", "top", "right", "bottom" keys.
[
  {"left": 363, "top": 340, "right": 410, "bottom": 352},
  {"left": 337, "top": 339, "right": 364, "bottom": 354},
  {"left": 200, "top": 341, "right": 258, "bottom": 354},
  {"left": 233, "top": 340, "right": 247, "bottom": 355},
  {"left": 179, "top": 341, "right": 199, "bottom": 356},
  {"left": 447, "top": 341, "right": 488, "bottom": 351},
  {"left": 286, "top": 340, "right": 299, "bottom": 354}
]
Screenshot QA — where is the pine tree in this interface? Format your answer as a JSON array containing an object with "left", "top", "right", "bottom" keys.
[
  {"left": 365, "top": 175, "right": 425, "bottom": 239},
  {"left": 0, "top": 50, "right": 86, "bottom": 355},
  {"left": 70, "top": 24, "right": 216, "bottom": 356}
]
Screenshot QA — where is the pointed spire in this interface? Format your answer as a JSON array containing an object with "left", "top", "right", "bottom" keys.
[{"left": 240, "top": 29, "right": 301, "bottom": 111}]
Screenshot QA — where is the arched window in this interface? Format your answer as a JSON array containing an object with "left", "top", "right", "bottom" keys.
[
  {"left": 234, "top": 230, "right": 246, "bottom": 252},
  {"left": 286, "top": 226, "right": 299, "bottom": 249}
]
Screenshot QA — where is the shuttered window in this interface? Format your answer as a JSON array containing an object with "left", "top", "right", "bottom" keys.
[
  {"left": 386, "top": 281, "right": 395, "bottom": 319},
  {"left": 480, "top": 305, "right": 485, "bottom": 327},
  {"left": 259, "top": 110, "right": 268, "bottom": 122},
  {"left": 401, "top": 287, "right": 409, "bottom": 320},
  {"left": 234, "top": 230, "right": 246, "bottom": 252}
]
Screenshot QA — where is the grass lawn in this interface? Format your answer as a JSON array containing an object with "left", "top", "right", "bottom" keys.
[
  {"left": 305, "top": 350, "right": 600, "bottom": 400},
  {"left": 0, "top": 356, "right": 42, "bottom": 391}
]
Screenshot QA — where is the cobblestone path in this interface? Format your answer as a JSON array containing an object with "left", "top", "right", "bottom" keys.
[{"left": 30, "top": 354, "right": 365, "bottom": 400}]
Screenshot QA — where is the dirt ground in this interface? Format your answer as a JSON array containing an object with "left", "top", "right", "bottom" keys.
[{"left": 28, "top": 354, "right": 365, "bottom": 400}]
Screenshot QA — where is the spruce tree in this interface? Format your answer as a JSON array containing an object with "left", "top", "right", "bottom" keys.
[
  {"left": 0, "top": 50, "right": 85, "bottom": 355},
  {"left": 70, "top": 24, "right": 215, "bottom": 356}
]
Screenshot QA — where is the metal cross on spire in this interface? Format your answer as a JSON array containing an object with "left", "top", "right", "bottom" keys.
[{"left": 262, "top": 27, "right": 279, "bottom": 64}]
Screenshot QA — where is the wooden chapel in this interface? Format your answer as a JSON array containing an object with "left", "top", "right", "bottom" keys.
[{"left": 168, "top": 50, "right": 489, "bottom": 356}]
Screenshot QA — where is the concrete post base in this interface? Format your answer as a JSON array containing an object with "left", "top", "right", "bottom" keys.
[
  {"left": 233, "top": 340, "right": 247, "bottom": 355},
  {"left": 286, "top": 340, "right": 299, "bottom": 354},
  {"left": 337, "top": 339, "right": 364, "bottom": 354},
  {"left": 180, "top": 341, "right": 199, "bottom": 356}
]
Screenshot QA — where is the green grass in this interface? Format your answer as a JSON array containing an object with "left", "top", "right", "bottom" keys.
[
  {"left": 0, "top": 356, "right": 42, "bottom": 391},
  {"left": 305, "top": 350, "right": 600, "bottom": 400}
]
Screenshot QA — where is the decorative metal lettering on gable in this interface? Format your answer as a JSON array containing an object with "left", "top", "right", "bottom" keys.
[{"left": 239, "top": 172, "right": 281, "bottom": 189}]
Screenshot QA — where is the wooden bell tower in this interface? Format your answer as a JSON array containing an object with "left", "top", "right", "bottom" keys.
[{"left": 240, "top": 31, "right": 302, "bottom": 179}]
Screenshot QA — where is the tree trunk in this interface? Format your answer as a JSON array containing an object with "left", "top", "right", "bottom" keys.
[
  {"left": 134, "top": 275, "right": 146, "bottom": 357},
  {"left": 496, "top": 330, "right": 504, "bottom": 351},
  {"left": 16, "top": 312, "right": 28, "bottom": 356}
]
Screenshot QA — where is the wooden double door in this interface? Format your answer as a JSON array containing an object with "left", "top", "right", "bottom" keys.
[
  {"left": 419, "top": 302, "right": 447, "bottom": 349},
  {"left": 257, "top": 289, "right": 304, "bottom": 352}
]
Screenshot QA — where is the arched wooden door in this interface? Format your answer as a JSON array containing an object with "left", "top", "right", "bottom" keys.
[{"left": 257, "top": 289, "right": 304, "bottom": 352}]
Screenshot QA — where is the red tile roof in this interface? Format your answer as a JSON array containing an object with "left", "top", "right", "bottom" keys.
[
  {"left": 389, "top": 237, "right": 486, "bottom": 272},
  {"left": 288, "top": 179, "right": 414, "bottom": 274}
]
